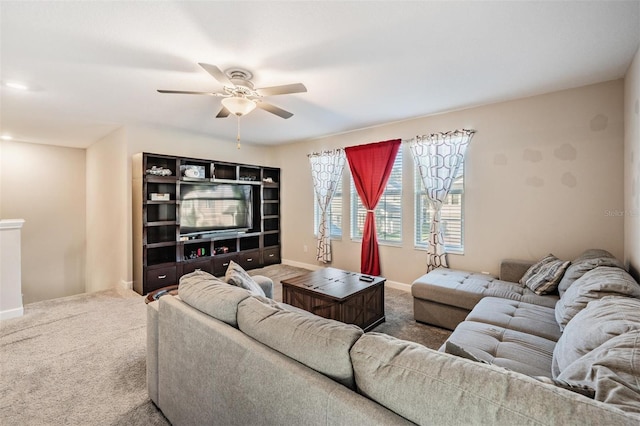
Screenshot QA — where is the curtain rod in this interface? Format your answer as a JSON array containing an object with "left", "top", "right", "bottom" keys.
[{"left": 307, "top": 148, "right": 345, "bottom": 157}]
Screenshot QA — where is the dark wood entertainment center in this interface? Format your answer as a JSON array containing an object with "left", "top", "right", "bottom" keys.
[{"left": 132, "top": 152, "right": 281, "bottom": 295}]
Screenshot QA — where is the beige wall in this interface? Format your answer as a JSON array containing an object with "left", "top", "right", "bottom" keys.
[
  {"left": 625, "top": 46, "right": 640, "bottom": 281},
  {"left": 0, "top": 141, "right": 86, "bottom": 303},
  {"left": 275, "top": 80, "right": 625, "bottom": 285},
  {"left": 86, "top": 128, "right": 129, "bottom": 292}
]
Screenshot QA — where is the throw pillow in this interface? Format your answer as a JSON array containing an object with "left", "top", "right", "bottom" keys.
[
  {"left": 519, "top": 254, "right": 570, "bottom": 295},
  {"left": 224, "top": 260, "right": 266, "bottom": 297}
]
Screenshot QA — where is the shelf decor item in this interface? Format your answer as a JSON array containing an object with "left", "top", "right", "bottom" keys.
[
  {"left": 150, "top": 193, "right": 170, "bottom": 201},
  {"left": 181, "top": 165, "right": 206, "bottom": 179}
]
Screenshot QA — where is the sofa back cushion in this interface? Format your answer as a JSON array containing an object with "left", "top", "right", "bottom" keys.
[
  {"left": 558, "top": 330, "right": 640, "bottom": 415},
  {"left": 350, "top": 333, "right": 635, "bottom": 424},
  {"left": 554, "top": 266, "right": 640, "bottom": 330},
  {"left": 557, "top": 249, "right": 624, "bottom": 297},
  {"left": 552, "top": 296, "right": 640, "bottom": 378},
  {"left": 178, "top": 270, "right": 252, "bottom": 327},
  {"left": 237, "top": 296, "right": 363, "bottom": 389}
]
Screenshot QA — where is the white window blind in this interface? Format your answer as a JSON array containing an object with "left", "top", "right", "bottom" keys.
[{"left": 414, "top": 165, "right": 464, "bottom": 252}]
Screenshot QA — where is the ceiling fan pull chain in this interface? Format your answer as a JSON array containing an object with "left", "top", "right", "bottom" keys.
[{"left": 236, "top": 115, "right": 241, "bottom": 149}]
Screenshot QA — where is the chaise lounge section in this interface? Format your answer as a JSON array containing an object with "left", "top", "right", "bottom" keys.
[{"left": 412, "top": 249, "right": 640, "bottom": 416}]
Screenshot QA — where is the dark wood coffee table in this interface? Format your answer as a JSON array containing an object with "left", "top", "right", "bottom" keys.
[{"left": 281, "top": 267, "right": 385, "bottom": 331}]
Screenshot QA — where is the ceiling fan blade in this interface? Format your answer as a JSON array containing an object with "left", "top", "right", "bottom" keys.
[
  {"left": 157, "top": 89, "right": 219, "bottom": 95},
  {"left": 255, "top": 83, "right": 307, "bottom": 97},
  {"left": 198, "top": 63, "right": 234, "bottom": 87},
  {"left": 256, "top": 101, "right": 294, "bottom": 119},
  {"left": 216, "top": 106, "right": 231, "bottom": 118}
]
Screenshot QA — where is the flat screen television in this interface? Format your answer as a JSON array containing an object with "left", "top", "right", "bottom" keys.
[{"left": 179, "top": 183, "right": 252, "bottom": 236}]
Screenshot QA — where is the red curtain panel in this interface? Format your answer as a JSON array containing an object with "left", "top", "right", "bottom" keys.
[{"left": 345, "top": 139, "right": 401, "bottom": 276}]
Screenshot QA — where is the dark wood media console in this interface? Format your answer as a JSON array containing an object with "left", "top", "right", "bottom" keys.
[{"left": 132, "top": 152, "right": 281, "bottom": 295}]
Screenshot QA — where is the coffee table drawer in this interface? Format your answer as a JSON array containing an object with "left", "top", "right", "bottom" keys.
[{"left": 146, "top": 265, "right": 177, "bottom": 293}]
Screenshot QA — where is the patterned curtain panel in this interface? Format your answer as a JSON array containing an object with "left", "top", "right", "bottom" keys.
[
  {"left": 308, "top": 149, "right": 346, "bottom": 263},
  {"left": 409, "top": 129, "right": 475, "bottom": 271}
]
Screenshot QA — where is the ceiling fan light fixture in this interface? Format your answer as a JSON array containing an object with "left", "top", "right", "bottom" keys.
[{"left": 221, "top": 96, "right": 256, "bottom": 116}]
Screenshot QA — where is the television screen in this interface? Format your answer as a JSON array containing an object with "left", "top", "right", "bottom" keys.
[{"left": 180, "top": 183, "right": 252, "bottom": 235}]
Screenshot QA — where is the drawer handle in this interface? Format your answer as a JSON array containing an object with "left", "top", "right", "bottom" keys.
[
  {"left": 247, "top": 258, "right": 253, "bottom": 262},
  {"left": 223, "top": 262, "right": 229, "bottom": 267},
  {"left": 269, "top": 254, "right": 274, "bottom": 257},
  {"left": 158, "top": 275, "right": 167, "bottom": 279}
]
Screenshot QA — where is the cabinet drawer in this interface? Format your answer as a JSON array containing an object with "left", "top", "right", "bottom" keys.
[
  {"left": 146, "top": 265, "right": 177, "bottom": 293},
  {"left": 214, "top": 254, "right": 237, "bottom": 276},
  {"left": 238, "top": 249, "right": 261, "bottom": 270},
  {"left": 263, "top": 246, "right": 280, "bottom": 265},
  {"left": 182, "top": 258, "right": 214, "bottom": 276}
]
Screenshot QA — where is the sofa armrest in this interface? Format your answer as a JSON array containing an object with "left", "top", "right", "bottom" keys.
[
  {"left": 500, "top": 259, "right": 535, "bottom": 283},
  {"left": 251, "top": 275, "right": 274, "bottom": 299}
]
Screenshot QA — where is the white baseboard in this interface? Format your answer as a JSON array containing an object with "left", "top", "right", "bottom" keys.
[
  {"left": 0, "top": 306, "right": 24, "bottom": 320},
  {"left": 120, "top": 280, "right": 133, "bottom": 290},
  {"left": 281, "top": 259, "right": 411, "bottom": 292},
  {"left": 385, "top": 280, "right": 412, "bottom": 292},
  {"left": 281, "top": 259, "right": 322, "bottom": 271}
]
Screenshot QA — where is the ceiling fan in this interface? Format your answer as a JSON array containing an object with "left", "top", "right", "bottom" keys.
[{"left": 157, "top": 63, "right": 307, "bottom": 119}]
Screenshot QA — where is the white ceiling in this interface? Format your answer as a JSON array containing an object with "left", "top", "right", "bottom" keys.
[{"left": 1, "top": 1, "right": 639, "bottom": 149}]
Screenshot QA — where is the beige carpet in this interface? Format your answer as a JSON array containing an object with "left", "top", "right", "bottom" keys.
[{"left": 0, "top": 264, "right": 450, "bottom": 424}]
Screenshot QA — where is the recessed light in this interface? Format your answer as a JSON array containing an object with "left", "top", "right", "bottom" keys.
[
  {"left": 1, "top": 135, "right": 14, "bottom": 140},
  {"left": 5, "top": 81, "right": 29, "bottom": 90}
]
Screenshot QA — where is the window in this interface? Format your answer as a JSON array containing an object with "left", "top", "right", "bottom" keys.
[
  {"left": 350, "top": 153, "right": 402, "bottom": 243},
  {"left": 313, "top": 176, "right": 343, "bottom": 238},
  {"left": 414, "top": 163, "right": 464, "bottom": 252}
]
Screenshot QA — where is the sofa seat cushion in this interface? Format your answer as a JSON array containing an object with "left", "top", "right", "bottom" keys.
[
  {"left": 237, "top": 296, "right": 363, "bottom": 389},
  {"left": 555, "top": 266, "right": 640, "bottom": 330},
  {"left": 465, "top": 297, "right": 561, "bottom": 342},
  {"left": 444, "top": 321, "right": 556, "bottom": 377},
  {"left": 412, "top": 268, "right": 558, "bottom": 311},
  {"left": 557, "top": 249, "right": 625, "bottom": 297},
  {"left": 178, "top": 270, "right": 252, "bottom": 327},
  {"left": 553, "top": 296, "right": 640, "bottom": 378},
  {"left": 558, "top": 330, "right": 640, "bottom": 415}
]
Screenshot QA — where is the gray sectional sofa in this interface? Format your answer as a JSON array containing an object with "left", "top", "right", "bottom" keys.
[
  {"left": 412, "top": 249, "right": 640, "bottom": 417},
  {"left": 147, "top": 265, "right": 640, "bottom": 425}
]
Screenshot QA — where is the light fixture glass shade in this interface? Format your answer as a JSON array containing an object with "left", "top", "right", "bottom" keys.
[{"left": 221, "top": 96, "right": 256, "bottom": 116}]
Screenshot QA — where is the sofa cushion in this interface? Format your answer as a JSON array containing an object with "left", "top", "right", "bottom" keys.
[
  {"left": 178, "top": 270, "right": 252, "bottom": 327},
  {"left": 224, "top": 260, "right": 266, "bottom": 297},
  {"left": 519, "top": 254, "right": 570, "bottom": 295},
  {"left": 412, "top": 269, "right": 558, "bottom": 311},
  {"left": 557, "top": 249, "right": 624, "bottom": 297},
  {"left": 553, "top": 296, "right": 640, "bottom": 378},
  {"left": 444, "top": 320, "right": 556, "bottom": 377},
  {"left": 558, "top": 330, "right": 640, "bottom": 415},
  {"left": 554, "top": 266, "right": 640, "bottom": 330},
  {"left": 465, "top": 297, "right": 561, "bottom": 342},
  {"left": 237, "top": 296, "right": 363, "bottom": 389}
]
